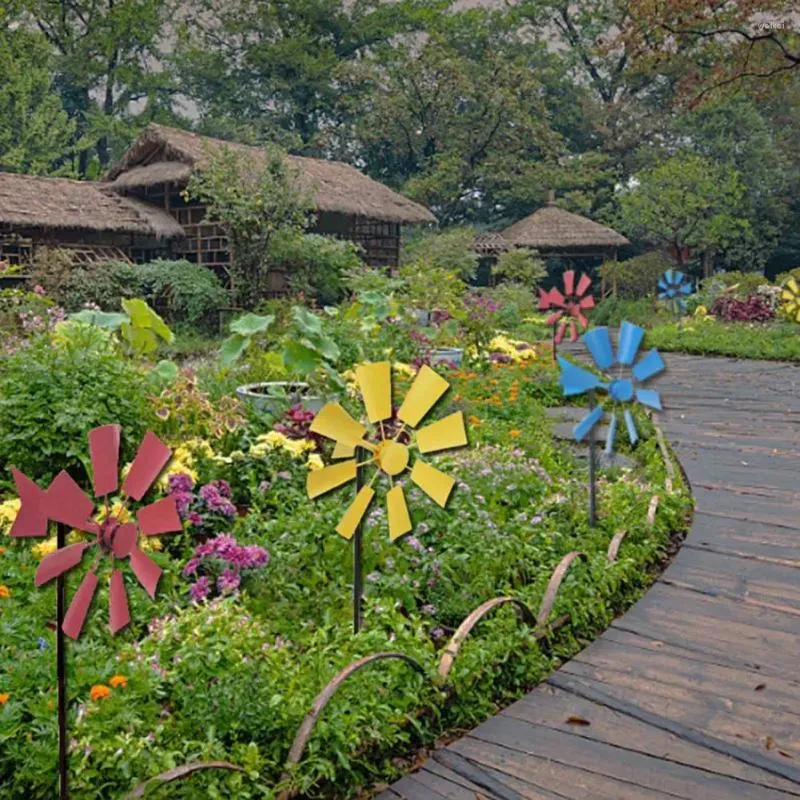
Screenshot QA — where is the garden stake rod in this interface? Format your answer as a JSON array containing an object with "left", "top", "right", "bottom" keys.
[
  {"left": 353, "top": 446, "right": 363, "bottom": 634},
  {"left": 56, "top": 522, "right": 68, "bottom": 800},
  {"left": 587, "top": 391, "right": 596, "bottom": 529}
]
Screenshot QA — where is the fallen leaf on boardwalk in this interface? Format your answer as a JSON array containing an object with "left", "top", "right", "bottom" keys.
[
  {"left": 779, "top": 751, "right": 794, "bottom": 759},
  {"left": 754, "top": 683, "right": 766, "bottom": 691},
  {"left": 766, "top": 736, "right": 776, "bottom": 750},
  {"left": 566, "top": 715, "right": 591, "bottom": 726}
]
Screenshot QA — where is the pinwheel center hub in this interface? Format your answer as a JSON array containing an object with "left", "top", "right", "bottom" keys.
[
  {"left": 609, "top": 378, "right": 634, "bottom": 403},
  {"left": 376, "top": 439, "right": 409, "bottom": 476},
  {"left": 99, "top": 517, "right": 122, "bottom": 553}
]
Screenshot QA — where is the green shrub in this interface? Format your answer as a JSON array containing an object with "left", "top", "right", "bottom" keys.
[
  {"left": 492, "top": 249, "right": 547, "bottom": 289},
  {"left": 488, "top": 282, "right": 537, "bottom": 329},
  {"left": 702, "top": 270, "right": 766, "bottom": 298},
  {"left": 401, "top": 227, "right": 478, "bottom": 280},
  {"left": 592, "top": 297, "right": 659, "bottom": 327},
  {"left": 0, "top": 322, "right": 153, "bottom": 484},
  {"left": 136, "top": 260, "right": 229, "bottom": 326},
  {"left": 600, "top": 251, "right": 673, "bottom": 299}
]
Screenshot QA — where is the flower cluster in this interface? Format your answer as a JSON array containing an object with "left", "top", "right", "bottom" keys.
[
  {"left": 273, "top": 403, "right": 324, "bottom": 448},
  {"left": 183, "top": 533, "right": 269, "bottom": 601},
  {"left": 487, "top": 334, "right": 537, "bottom": 364},
  {"left": 248, "top": 430, "right": 316, "bottom": 460},
  {"left": 19, "top": 305, "right": 66, "bottom": 333},
  {"left": 710, "top": 295, "right": 775, "bottom": 323},
  {"left": 168, "top": 473, "right": 237, "bottom": 535}
]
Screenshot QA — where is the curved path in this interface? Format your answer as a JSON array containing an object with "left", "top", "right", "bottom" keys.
[{"left": 381, "top": 354, "right": 800, "bottom": 800}]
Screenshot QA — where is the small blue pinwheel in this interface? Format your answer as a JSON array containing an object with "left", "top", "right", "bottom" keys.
[
  {"left": 557, "top": 321, "right": 665, "bottom": 454},
  {"left": 657, "top": 269, "right": 693, "bottom": 315}
]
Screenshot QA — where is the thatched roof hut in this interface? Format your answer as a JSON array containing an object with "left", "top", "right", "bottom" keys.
[
  {"left": 500, "top": 192, "right": 628, "bottom": 257},
  {"left": 0, "top": 171, "right": 184, "bottom": 239},
  {"left": 106, "top": 124, "right": 436, "bottom": 225}
]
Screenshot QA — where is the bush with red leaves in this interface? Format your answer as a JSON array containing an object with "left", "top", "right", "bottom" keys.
[{"left": 710, "top": 295, "right": 775, "bottom": 323}]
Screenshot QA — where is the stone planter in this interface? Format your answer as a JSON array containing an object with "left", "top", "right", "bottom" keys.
[
  {"left": 429, "top": 347, "right": 464, "bottom": 367},
  {"left": 235, "top": 381, "right": 324, "bottom": 414}
]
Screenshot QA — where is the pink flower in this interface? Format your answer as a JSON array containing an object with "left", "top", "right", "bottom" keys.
[{"left": 33, "top": 285, "right": 46, "bottom": 296}]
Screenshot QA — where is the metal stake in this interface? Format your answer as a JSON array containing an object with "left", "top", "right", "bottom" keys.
[
  {"left": 353, "top": 448, "right": 364, "bottom": 634},
  {"left": 552, "top": 322, "right": 557, "bottom": 362},
  {"left": 587, "top": 391, "right": 597, "bottom": 528},
  {"left": 56, "top": 522, "right": 69, "bottom": 800}
]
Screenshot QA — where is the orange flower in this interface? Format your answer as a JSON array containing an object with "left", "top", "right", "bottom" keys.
[
  {"left": 0, "top": 586, "right": 10, "bottom": 599},
  {"left": 90, "top": 684, "right": 111, "bottom": 702},
  {"left": 509, "top": 430, "right": 521, "bottom": 438},
  {"left": 109, "top": 675, "right": 127, "bottom": 689},
  {"left": 0, "top": 546, "right": 6, "bottom": 554},
  {"left": 0, "top": 693, "right": 9, "bottom": 705},
  {"left": 467, "top": 415, "right": 481, "bottom": 426}
]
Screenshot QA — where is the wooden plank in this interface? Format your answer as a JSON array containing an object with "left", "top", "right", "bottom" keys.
[
  {"left": 558, "top": 660, "right": 800, "bottom": 765},
  {"left": 502, "top": 683, "right": 800, "bottom": 794},
  {"left": 459, "top": 716, "right": 797, "bottom": 800},
  {"left": 389, "top": 770, "right": 470, "bottom": 799},
  {"left": 661, "top": 548, "right": 800, "bottom": 612}
]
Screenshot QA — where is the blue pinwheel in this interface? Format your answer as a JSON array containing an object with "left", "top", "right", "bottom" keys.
[
  {"left": 557, "top": 322, "right": 665, "bottom": 454},
  {"left": 657, "top": 269, "right": 693, "bottom": 315}
]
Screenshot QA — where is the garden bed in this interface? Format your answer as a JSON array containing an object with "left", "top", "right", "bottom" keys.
[{"left": 0, "top": 342, "right": 692, "bottom": 799}]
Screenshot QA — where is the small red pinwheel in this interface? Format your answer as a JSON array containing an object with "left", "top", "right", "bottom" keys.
[
  {"left": 10, "top": 426, "right": 181, "bottom": 639},
  {"left": 538, "top": 270, "right": 594, "bottom": 344}
]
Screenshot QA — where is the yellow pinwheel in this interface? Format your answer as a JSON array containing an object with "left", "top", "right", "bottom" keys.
[
  {"left": 307, "top": 362, "right": 467, "bottom": 541},
  {"left": 780, "top": 277, "right": 800, "bottom": 323}
]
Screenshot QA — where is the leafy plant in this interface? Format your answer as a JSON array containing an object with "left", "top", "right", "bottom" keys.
[
  {"left": 492, "top": 249, "right": 546, "bottom": 289},
  {"left": 219, "top": 312, "right": 275, "bottom": 367},
  {"left": 599, "top": 251, "right": 674, "bottom": 299},
  {"left": 710, "top": 295, "right": 774, "bottom": 322}
]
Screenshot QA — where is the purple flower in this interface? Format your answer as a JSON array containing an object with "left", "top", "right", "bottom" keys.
[
  {"left": 242, "top": 545, "right": 269, "bottom": 568},
  {"left": 190, "top": 577, "right": 210, "bottom": 602},
  {"left": 212, "top": 479, "right": 232, "bottom": 498},
  {"left": 168, "top": 473, "right": 195, "bottom": 494},
  {"left": 188, "top": 511, "right": 203, "bottom": 526},
  {"left": 406, "top": 536, "right": 424, "bottom": 553},
  {"left": 183, "top": 557, "right": 200, "bottom": 577},
  {"left": 199, "top": 483, "right": 220, "bottom": 504},
  {"left": 217, "top": 569, "right": 241, "bottom": 594}
]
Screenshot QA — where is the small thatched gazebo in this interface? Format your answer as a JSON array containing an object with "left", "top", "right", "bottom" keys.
[
  {"left": 104, "top": 124, "right": 436, "bottom": 286},
  {"left": 0, "top": 171, "right": 184, "bottom": 267}
]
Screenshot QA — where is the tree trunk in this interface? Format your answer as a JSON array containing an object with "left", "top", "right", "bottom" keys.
[{"left": 702, "top": 248, "right": 715, "bottom": 279}]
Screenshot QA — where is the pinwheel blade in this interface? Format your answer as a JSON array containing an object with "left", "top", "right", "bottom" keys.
[
  {"left": 574, "top": 405, "right": 604, "bottom": 442},
  {"left": 9, "top": 468, "right": 49, "bottom": 538},
  {"left": 46, "top": 471, "right": 96, "bottom": 532},
  {"left": 62, "top": 570, "right": 98, "bottom": 640},
  {"left": 624, "top": 408, "right": 639, "bottom": 445},
  {"left": 129, "top": 547, "right": 161, "bottom": 599},
  {"left": 631, "top": 349, "right": 665, "bottom": 382},
  {"left": 335, "top": 485, "right": 374, "bottom": 540},
  {"left": 356, "top": 361, "right": 392, "bottom": 423},
  {"left": 578, "top": 294, "right": 595, "bottom": 310},
  {"left": 397, "top": 365, "right": 449, "bottom": 428},
  {"left": 605, "top": 412, "right": 618, "bottom": 455},
  {"left": 112, "top": 522, "right": 137, "bottom": 558},
  {"left": 537, "top": 287, "right": 553, "bottom": 310},
  {"left": 411, "top": 460, "right": 455, "bottom": 508},
  {"left": 617, "top": 321, "right": 645, "bottom": 366},
  {"left": 557, "top": 357, "right": 603, "bottom": 396},
  {"left": 88, "top": 424, "right": 120, "bottom": 497},
  {"left": 635, "top": 388, "right": 662, "bottom": 410},
  {"left": 307, "top": 460, "right": 357, "bottom": 499},
  {"left": 35, "top": 542, "right": 90, "bottom": 586},
  {"left": 332, "top": 442, "right": 355, "bottom": 460},
  {"left": 576, "top": 273, "right": 592, "bottom": 297},
  {"left": 109, "top": 569, "right": 131, "bottom": 634},
  {"left": 137, "top": 496, "right": 182, "bottom": 535},
  {"left": 386, "top": 485, "right": 412, "bottom": 541},
  {"left": 583, "top": 327, "right": 615, "bottom": 370},
  {"left": 122, "top": 432, "right": 171, "bottom": 501},
  {"left": 416, "top": 412, "right": 467, "bottom": 454},
  {"left": 546, "top": 311, "right": 563, "bottom": 327},
  {"left": 548, "top": 287, "right": 565, "bottom": 307},
  {"left": 309, "top": 403, "right": 367, "bottom": 448},
  {"left": 554, "top": 321, "right": 567, "bottom": 344},
  {"left": 680, "top": 281, "right": 693, "bottom": 295},
  {"left": 563, "top": 270, "right": 575, "bottom": 296}
]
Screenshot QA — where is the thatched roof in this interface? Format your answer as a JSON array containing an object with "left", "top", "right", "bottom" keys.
[
  {"left": 502, "top": 198, "right": 629, "bottom": 250},
  {"left": 106, "top": 124, "right": 436, "bottom": 225},
  {"left": 0, "top": 171, "right": 185, "bottom": 239}
]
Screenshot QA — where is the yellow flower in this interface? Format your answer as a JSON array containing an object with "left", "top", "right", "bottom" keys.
[
  {"left": 0, "top": 693, "right": 9, "bottom": 705},
  {"left": 32, "top": 537, "right": 58, "bottom": 560},
  {"left": 307, "top": 454, "right": 324, "bottom": 471},
  {"left": 0, "top": 498, "right": 21, "bottom": 534},
  {"left": 185, "top": 438, "right": 215, "bottom": 459},
  {"left": 109, "top": 675, "right": 127, "bottom": 689},
  {"left": 139, "top": 536, "right": 162, "bottom": 552},
  {"left": 251, "top": 431, "right": 314, "bottom": 460},
  {"left": 90, "top": 684, "right": 111, "bottom": 702},
  {"left": 392, "top": 361, "right": 417, "bottom": 378},
  {"left": 0, "top": 585, "right": 10, "bottom": 599},
  {"left": 509, "top": 430, "right": 521, "bottom": 438},
  {"left": 694, "top": 305, "right": 708, "bottom": 317},
  {"left": 0, "top": 546, "right": 5, "bottom": 555},
  {"left": 95, "top": 501, "right": 131, "bottom": 525}
]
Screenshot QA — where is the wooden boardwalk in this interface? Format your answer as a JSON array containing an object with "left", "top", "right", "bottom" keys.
[{"left": 380, "top": 354, "right": 800, "bottom": 800}]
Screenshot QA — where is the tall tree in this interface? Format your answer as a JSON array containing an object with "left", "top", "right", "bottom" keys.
[
  {"left": 616, "top": 153, "right": 751, "bottom": 276},
  {"left": 20, "top": 0, "right": 175, "bottom": 175},
  {"left": 173, "top": 0, "right": 443, "bottom": 155},
  {"left": 347, "top": 8, "right": 563, "bottom": 225},
  {"left": 0, "top": 26, "right": 76, "bottom": 174}
]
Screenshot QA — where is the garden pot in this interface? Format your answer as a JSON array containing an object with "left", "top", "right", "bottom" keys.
[
  {"left": 235, "top": 381, "right": 325, "bottom": 414},
  {"left": 430, "top": 347, "right": 464, "bottom": 367}
]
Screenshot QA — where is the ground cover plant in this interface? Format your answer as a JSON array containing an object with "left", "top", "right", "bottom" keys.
[{"left": 0, "top": 283, "right": 692, "bottom": 799}]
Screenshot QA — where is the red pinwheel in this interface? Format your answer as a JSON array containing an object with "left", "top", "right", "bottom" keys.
[
  {"left": 538, "top": 270, "right": 594, "bottom": 345},
  {"left": 10, "top": 425, "right": 181, "bottom": 639}
]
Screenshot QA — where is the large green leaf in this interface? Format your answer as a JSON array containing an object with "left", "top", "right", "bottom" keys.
[
  {"left": 122, "top": 299, "right": 174, "bottom": 344},
  {"left": 68, "top": 309, "right": 127, "bottom": 329},
  {"left": 229, "top": 313, "right": 274, "bottom": 336},
  {"left": 291, "top": 305, "right": 323, "bottom": 337},
  {"left": 282, "top": 340, "right": 320, "bottom": 375},
  {"left": 220, "top": 333, "right": 250, "bottom": 367}
]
